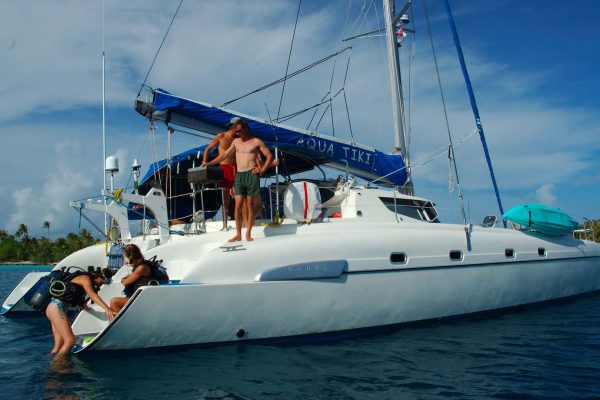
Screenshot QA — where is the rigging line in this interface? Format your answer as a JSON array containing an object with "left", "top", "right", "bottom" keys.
[
  {"left": 136, "top": 0, "right": 184, "bottom": 98},
  {"left": 359, "top": 0, "right": 378, "bottom": 37},
  {"left": 74, "top": 209, "right": 109, "bottom": 241},
  {"left": 343, "top": 0, "right": 367, "bottom": 39},
  {"left": 342, "top": 0, "right": 353, "bottom": 40},
  {"left": 315, "top": 103, "right": 333, "bottom": 131},
  {"left": 170, "top": 126, "right": 218, "bottom": 141},
  {"left": 149, "top": 121, "right": 162, "bottom": 186},
  {"left": 300, "top": 88, "right": 345, "bottom": 128},
  {"left": 125, "top": 127, "right": 151, "bottom": 190},
  {"left": 369, "top": 130, "right": 477, "bottom": 184},
  {"left": 406, "top": 4, "right": 416, "bottom": 155},
  {"left": 121, "top": 133, "right": 148, "bottom": 191},
  {"left": 441, "top": 0, "right": 505, "bottom": 225},
  {"left": 276, "top": 88, "right": 344, "bottom": 123},
  {"left": 276, "top": 0, "right": 302, "bottom": 121},
  {"left": 424, "top": 0, "right": 464, "bottom": 225},
  {"left": 327, "top": 56, "right": 338, "bottom": 136},
  {"left": 342, "top": 53, "right": 355, "bottom": 142},
  {"left": 221, "top": 47, "right": 352, "bottom": 108},
  {"left": 343, "top": 90, "right": 355, "bottom": 143},
  {"left": 344, "top": 0, "right": 387, "bottom": 148},
  {"left": 307, "top": 91, "right": 331, "bottom": 130}
]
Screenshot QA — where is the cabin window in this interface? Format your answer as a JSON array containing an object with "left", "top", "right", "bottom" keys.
[
  {"left": 449, "top": 250, "right": 463, "bottom": 261},
  {"left": 505, "top": 248, "right": 515, "bottom": 258},
  {"left": 379, "top": 197, "right": 440, "bottom": 222},
  {"left": 421, "top": 202, "right": 439, "bottom": 222},
  {"left": 390, "top": 252, "right": 407, "bottom": 264},
  {"left": 538, "top": 247, "right": 546, "bottom": 257}
]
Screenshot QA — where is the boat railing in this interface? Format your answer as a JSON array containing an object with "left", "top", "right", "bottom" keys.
[{"left": 573, "top": 218, "right": 596, "bottom": 241}]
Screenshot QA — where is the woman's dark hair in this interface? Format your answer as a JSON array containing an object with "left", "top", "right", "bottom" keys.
[{"left": 124, "top": 244, "right": 144, "bottom": 266}]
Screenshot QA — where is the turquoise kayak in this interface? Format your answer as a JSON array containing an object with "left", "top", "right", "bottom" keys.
[{"left": 503, "top": 203, "right": 579, "bottom": 236}]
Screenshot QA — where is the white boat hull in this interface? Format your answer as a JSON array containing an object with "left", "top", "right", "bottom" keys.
[
  {"left": 77, "top": 219, "right": 600, "bottom": 351},
  {"left": 0, "top": 271, "right": 48, "bottom": 314}
]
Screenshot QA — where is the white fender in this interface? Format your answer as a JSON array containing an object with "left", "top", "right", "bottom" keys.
[{"left": 284, "top": 181, "right": 322, "bottom": 222}]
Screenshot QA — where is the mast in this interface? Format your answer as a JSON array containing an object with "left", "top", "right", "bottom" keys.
[{"left": 383, "top": 0, "right": 413, "bottom": 194}]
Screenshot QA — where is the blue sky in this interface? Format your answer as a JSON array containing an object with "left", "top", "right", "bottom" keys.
[{"left": 1, "top": 0, "right": 599, "bottom": 237}]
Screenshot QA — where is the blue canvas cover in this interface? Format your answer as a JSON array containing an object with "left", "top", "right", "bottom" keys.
[{"left": 141, "top": 89, "right": 407, "bottom": 186}]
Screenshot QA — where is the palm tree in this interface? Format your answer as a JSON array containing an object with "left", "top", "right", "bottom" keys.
[
  {"left": 15, "top": 223, "right": 29, "bottom": 240},
  {"left": 43, "top": 221, "right": 50, "bottom": 238}
]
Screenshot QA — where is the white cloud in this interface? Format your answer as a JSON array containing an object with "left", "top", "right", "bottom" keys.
[
  {"left": 0, "top": 0, "right": 599, "bottom": 233},
  {"left": 535, "top": 183, "right": 557, "bottom": 206}
]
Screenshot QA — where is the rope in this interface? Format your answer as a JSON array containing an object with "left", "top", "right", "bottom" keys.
[
  {"left": 343, "top": 0, "right": 388, "bottom": 149},
  {"left": 369, "top": 130, "right": 477, "bottom": 185},
  {"left": 306, "top": 92, "right": 330, "bottom": 130},
  {"left": 423, "top": 0, "right": 467, "bottom": 225},
  {"left": 149, "top": 122, "right": 162, "bottom": 186},
  {"left": 278, "top": 88, "right": 344, "bottom": 124},
  {"left": 170, "top": 126, "right": 218, "bottom": 141},
  {"left": 73, "top": 208, "right": 110, "bottom": 241},
  {"left": 137, "top": 0, "right": 184, "bottom": 97},
  {"left": 276, "top": 0, "right": 302, "bottom": 121},
  {"left": 221, "top": 47, "right": 351, "bottom": 107},
  {"left": 342, "top": 54, "right": 355, "bottom": 142},
  {"left": 326, "top": 55, "right": 338, "bottom": 136}
]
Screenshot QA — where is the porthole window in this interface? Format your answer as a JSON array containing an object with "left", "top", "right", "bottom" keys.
[
  {"left": 390, "top": 252, "right": 407, "bottom": 264},
  {"left": 505, "top": 248, "right": 515, "bottom": 258},
  {"left": 449, "top": 250, "right": 463, "bottom": 261},
  {"left": 538, "top": 247, "right": 546, "bottom": 257}
]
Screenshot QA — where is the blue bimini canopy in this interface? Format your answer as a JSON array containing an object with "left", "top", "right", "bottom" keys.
[{"left": 135, "top": 89, "right": 408, "bottom": 186}]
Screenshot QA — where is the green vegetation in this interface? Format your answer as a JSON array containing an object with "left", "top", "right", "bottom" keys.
[
  {"left": 0, "top": 224, "right": 98, "bottom": 264},
  {"left": 576, "top": 219, "right": 600, "bottom": 243}
]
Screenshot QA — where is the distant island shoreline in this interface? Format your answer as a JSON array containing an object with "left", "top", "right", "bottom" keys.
[{"left": 0, "top": 261, "right": 54, "bottom": 266}]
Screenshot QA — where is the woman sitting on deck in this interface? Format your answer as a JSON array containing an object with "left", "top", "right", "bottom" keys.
[{"left": 110, "top": 244, "right": 153, "bottom": 314}]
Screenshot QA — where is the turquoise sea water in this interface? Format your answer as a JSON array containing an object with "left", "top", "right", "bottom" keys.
[{"left": 1, "top": 265, "right": 600, "bottom": 399}]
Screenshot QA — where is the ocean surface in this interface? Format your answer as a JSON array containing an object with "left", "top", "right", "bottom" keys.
[{"left": 1, "top": 265, "right": 599, "bottom": 400}]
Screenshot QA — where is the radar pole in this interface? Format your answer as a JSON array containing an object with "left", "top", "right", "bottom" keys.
[{"left": 102, "top": 0, "right": 108, "bottom": 236}]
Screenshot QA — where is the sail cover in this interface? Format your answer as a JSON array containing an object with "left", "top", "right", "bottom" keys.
[{"left": 136, "top": 89, "right": 408, "bottom": 186}]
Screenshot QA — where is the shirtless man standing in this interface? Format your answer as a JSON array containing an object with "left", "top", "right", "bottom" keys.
[
  {"left": 201, "top": 117, "right": 241, "bottom": 230},
  {"left": 206, "top": 119, "right": 273, "bottom": 242}
]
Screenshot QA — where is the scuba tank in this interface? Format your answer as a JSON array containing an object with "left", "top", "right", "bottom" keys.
[
  {"left": 25, "top": 266, "right": 109, "bottom": 310},
  {"left": 24, "top": 270, "right": 65, "bottom": 311}
]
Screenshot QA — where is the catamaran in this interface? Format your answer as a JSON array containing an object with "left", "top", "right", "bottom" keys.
[{"left": 3, "top": 1, "right": 599, "bottom": 353}]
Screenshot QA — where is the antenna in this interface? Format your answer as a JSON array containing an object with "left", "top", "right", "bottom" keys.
[
  {"left": 132, "top": 158, "right": 142, "bottom": 195},
  {"left": 102, "top": 0, "right": 108, "bottom": 236}
]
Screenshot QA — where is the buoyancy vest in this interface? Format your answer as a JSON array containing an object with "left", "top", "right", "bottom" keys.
[
  {"left": 50, "top": 270, "right": 98, "bottom": 308},
  {"left": 123, "top": 257, "right": 169, "bottom": 297}
]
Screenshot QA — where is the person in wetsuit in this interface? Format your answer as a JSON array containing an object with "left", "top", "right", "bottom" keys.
[
  {"left": 46, "top": 272, "right": 115, "bottom": 356},
  {"left": 110, "top": 244, "right": 152, "bottom": 314}
]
